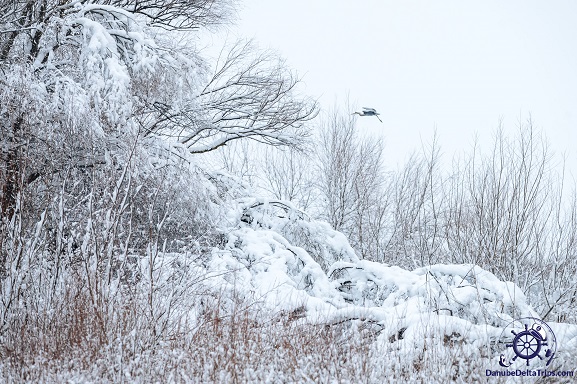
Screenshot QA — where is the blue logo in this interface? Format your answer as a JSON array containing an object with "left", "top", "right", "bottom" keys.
[{"left": 499, "top": 317, "right": 557, "bottom": 367}]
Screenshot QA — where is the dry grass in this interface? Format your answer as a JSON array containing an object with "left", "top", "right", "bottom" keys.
[{"left": 1, "top": 279, "right": 520, "bottom": 383}]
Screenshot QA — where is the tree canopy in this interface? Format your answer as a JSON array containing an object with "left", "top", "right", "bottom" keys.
[{"left": 0, "top": 0, "right": 317, "bottom": 217}]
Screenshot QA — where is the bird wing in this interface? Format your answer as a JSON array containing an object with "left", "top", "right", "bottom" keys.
[{"left": 363, "top": 107, "right": 377, "bottom": 113}]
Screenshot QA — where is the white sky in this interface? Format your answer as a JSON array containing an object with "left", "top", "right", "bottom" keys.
[{"left": 209, "top": 0, "right": 577, "bottom": 170}]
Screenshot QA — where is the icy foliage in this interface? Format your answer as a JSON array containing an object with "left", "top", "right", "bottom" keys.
[
  {"left": 210, "top": 190, "right": 535, "bottom": 335},
  {"left": 108, "top": 175, "right": 575, "bottom": 382},
  {"left": 170, "top": 181, "right": 574, "bottom": 381}
]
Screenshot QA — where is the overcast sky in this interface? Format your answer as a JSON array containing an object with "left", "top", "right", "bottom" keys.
[{"left": 209, "top": 0, "right": 577, "bottom": 171}]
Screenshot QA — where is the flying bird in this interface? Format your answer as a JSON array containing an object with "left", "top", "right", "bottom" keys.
[{"left": 352, "top": 107, "right": 382, "bottom": 122}]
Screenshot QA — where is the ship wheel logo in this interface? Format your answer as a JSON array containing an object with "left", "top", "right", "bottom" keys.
[{"left": 499, "top": 317, "right": 556, "bottom": 367}]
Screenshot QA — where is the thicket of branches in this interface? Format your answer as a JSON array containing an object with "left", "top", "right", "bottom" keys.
[
  {"left": 212, "top": 104, "right": 577, "bottom": 324},
  {"left": 245, "top": 109, "right": 577, "bottom": 324}
]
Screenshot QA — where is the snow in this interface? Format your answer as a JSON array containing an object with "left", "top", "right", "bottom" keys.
[{"left": 154, "top": 173, "right": 572, "bottom": 372}]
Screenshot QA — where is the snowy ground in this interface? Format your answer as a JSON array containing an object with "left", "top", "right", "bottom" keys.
[
  {"left": 3, "top": 173, "right": 576, "bottom": 383},
  {"left": 144, "top": 177, "right": 576, "bottom": 382}
]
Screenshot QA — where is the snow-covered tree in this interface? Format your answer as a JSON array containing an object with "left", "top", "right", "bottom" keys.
[{"left": 0, "top": 0, "right": 317, "bottom": 219}]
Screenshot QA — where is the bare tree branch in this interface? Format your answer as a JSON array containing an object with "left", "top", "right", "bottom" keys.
[{"left": 141, "top": 40, "right": 318, "bottom": 153}]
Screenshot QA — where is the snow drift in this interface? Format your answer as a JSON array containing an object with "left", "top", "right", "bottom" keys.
[{"left": 158, "top": 175, "right": 577, "bottom": 375}]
